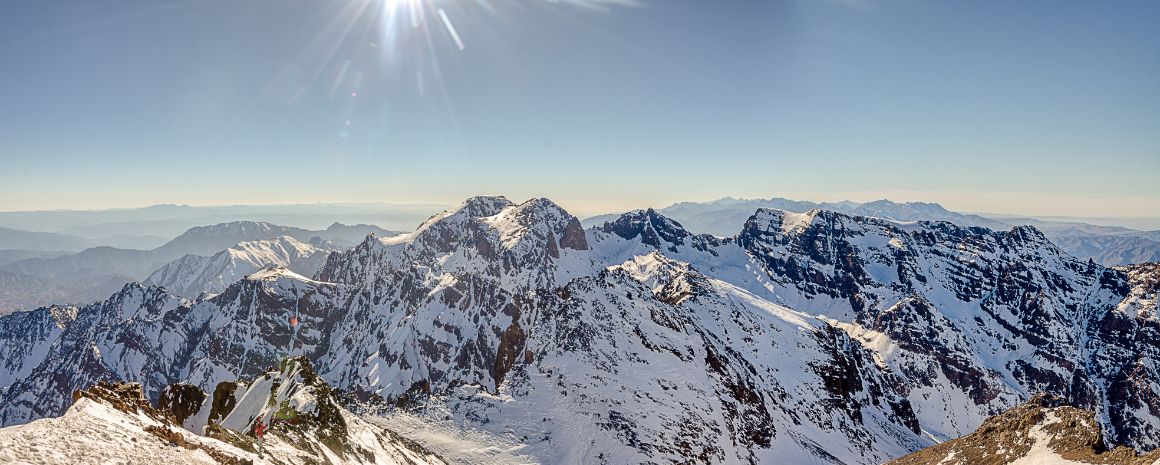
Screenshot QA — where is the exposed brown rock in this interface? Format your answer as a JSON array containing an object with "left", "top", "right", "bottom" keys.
[
  {"left": 492, "top": 315, "right": 527, "bottom": 390},
  {"left": 888, "top": 393, "right": 1160, "bottom": 465},
  {"left": 158, "top": 383, "right": 207, "bottom": 425},
  {"left": 558, "top": 217, "right": 589, "bottom": 251},
  {"left": 72, "top": 381, "right": 160, "bottom": 422},
  {"left": 208, "top": 381, "right": 244, "bottom": 425}
]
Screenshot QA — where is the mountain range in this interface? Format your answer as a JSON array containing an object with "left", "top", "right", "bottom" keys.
[
  {"left": 0, "top": 221, "right": 396, "bottom": 314},
  {"left": 0, "top": 202, "right": 446, "bottom": 240},
  {"left": 583, "top": 197, "right": 1160, "bottom": 266},
  {"left": 0, "top": 227, "right": 94, "bottom": 252},
  {"left": 1, "top": 196, "right": 1158, "bottom": 464}
]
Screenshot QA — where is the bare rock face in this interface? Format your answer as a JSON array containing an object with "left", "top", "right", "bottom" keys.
[
  {"left": 600, "top": 208, "right": 722, "bottom": 253},
  {"left": 208, "top": 381, "right": 244, "bottom": 426},
  {"left": 558, "top": 217, "right": 590, "bottom": 251},
  {"left": 157, "top": 383, "right": 207, "bottom": 425},
  {"left": 888, "top": 393, "right": 1160, "bottom": 465},
  {"left": 48, "top": 367, "right": 443, "bottom": 465}
]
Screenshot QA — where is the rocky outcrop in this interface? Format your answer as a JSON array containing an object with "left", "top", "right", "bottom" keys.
[
  {"left": 68, "top": 381, "right": 251, "bottom": 465},
  {"left": 158, "top": 383, "right": 207, "bottom": 426},
  {"left": 3, "top": 366, "right": 441, "bottom": 465},
  {"left": 190, "top": 356, "right": 446, "bottom": 464},
  {"left": 888, "top": 394, "right": 1160, "bottom": 465},
  {"left": 72, "top": 381, "right": 158, "bottom": 420}
]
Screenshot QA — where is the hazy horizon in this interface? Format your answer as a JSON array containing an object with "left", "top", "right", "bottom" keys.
[
  {"left": 2, "top": 0, "right": 1158, "bottom": 219},
  {"left": 2, "top": 193, "right": 1159, "bottom": 231}
]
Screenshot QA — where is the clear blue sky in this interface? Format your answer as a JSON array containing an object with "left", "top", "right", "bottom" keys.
[{"left": 1, "top": 0, "right": 1157, "bottom": 218}]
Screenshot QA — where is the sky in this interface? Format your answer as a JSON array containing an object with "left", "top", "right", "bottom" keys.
[{"left": 0, "top": 0, "right": 1157, "bottom": 219}]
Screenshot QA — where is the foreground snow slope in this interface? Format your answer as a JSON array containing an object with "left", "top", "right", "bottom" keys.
[
  {"left": 0, "top": 397, "right": 236, "bottom": 465},
  {"left": 0, "top": 360, "right": 453, "bottom": 465}
]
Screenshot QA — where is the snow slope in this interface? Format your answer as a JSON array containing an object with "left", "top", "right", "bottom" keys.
[
  {"left": 0, "top": 397, "right": 239, "bottom": 465},
  {"left": 144, "top": 236, "right": 339, "bottom": 298},
  {"left": 0, "top": 373, "right": 449, "bottom": 465}
]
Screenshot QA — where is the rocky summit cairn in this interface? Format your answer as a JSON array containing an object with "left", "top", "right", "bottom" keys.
[{"left": 73, "top": 381, "right": 165, "bottom": 423}]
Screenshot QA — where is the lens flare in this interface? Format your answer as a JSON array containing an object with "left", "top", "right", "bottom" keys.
[{"left": 303, "top": 0, "right": 640, "bottom": 140}]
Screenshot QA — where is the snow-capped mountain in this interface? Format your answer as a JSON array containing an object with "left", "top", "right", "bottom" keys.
[
  {"left": 150, "top": 221, "right": 319, "bottom": 259},
  {"left": 2, "top": 221, "right": 392, "bottom": 284},
  {"left": 0, "top": 221, "right": 394, "bottom": 314},
  {"left": 144, "top": 236, "right": 340, "bottom": 298},
  {"left": 585, "top": 197, "right": 1009, "bottom": 236},
  {"left": 318, "top": 222, "right": 398, "bottom": 247},
  {"left": 596, "top": 197, "right": 1160, "bottom": 266},
  {"left": 2, "top": 196, "right": 1159, "bottom": 464}
]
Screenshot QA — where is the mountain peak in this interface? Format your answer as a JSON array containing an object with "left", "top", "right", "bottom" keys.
[
  {"left": 747, "top": 208, "right": 824, "bottom": 235},
  {"left": 154, "top": 221, "right": 314, "bottom": 258},
  {"left": 405, "top": 196, "right": 516, "bottom": 241},
  {"left": 457, "top": 195, "right": 515, "bottom": 217},
  {"left": 1006, "top": 224, "right": 1050, "bottom": 244},
  {"left": 480, "top": 197, "right": 588, "bottom": 254},
  {"left": 244, "top": 265, "right": 316, "bottom": 284},
  {"left": 855, "top": 199, "right": 954, "bottom": 220},
  {"left": 179, "top": 221, "right": 277, "bottom": 236},
  {"left": 503, "top": 197, "right": 576, "bottom": 224},
  {"left": 601, "top": 208, "right": 692, "bottom": 251},
  {"left": 609, "top": 252, "right": 705, "bottom": 304}
]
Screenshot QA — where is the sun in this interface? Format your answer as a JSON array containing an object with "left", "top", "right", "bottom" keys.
[
  {"left": 376, "top": 0, "right": 465, "bottom": 51},
  {"left": 383, "top": 0, "right": 423, "bottom": 13}
]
